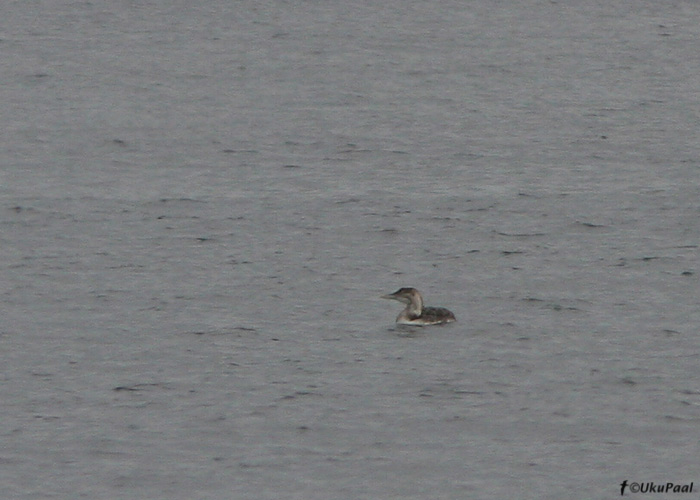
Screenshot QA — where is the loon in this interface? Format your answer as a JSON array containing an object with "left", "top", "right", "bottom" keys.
[{"left": 381, "top": 287, "right": 456, "bottom": 326}]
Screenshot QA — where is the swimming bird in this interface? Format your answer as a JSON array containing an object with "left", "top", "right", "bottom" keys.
[{"left": 381, "top": 287, "right": 456, "bottom": 326}]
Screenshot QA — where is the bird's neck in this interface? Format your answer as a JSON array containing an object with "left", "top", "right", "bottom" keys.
[{"left": 405, "top": 293, "right": 423, "bottom": 317}]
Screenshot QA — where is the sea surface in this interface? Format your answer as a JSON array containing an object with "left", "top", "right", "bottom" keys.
[{"left": 1, "top": 1, "right": 699, "bottom": 499}]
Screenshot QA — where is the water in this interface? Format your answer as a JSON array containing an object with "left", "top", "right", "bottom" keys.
[{"left": 1, "top": 1, "right": 699, "bottom": 498}]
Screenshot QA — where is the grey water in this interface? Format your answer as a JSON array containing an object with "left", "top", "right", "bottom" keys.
[{"left": 1, "top": 1, "right": 699, "bottom": 499}]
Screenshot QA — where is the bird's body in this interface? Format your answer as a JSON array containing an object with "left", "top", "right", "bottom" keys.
[{"left": 381, "top": 287, "right": 456, "bottom": 326}]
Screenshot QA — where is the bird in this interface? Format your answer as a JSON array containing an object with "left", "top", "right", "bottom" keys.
[{"left": 381, "top": 287, "right": 456, "bottom": 325}]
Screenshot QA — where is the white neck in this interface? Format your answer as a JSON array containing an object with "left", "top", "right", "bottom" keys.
[{"left": 406, "top": 292, "right": 423, "bottom": 317}]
